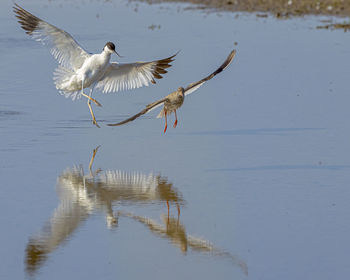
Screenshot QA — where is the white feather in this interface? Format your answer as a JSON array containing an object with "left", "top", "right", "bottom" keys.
[
  {"left": 30, "top": 19, "right": 90, "bottom": 71},
  {"left": 96, "top": 62, "right": 160, "bottom": 94},
  {"left": 184, "top": 82, "right": 205, "bottom": 96}
]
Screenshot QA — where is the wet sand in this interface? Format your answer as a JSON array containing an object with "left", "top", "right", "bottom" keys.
[{"left": 134, "top": 0, "right": 350, "bottom": 17}]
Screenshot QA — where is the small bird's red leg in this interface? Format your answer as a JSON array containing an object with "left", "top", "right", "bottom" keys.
[
  {"left": 176, "top": 202, "right": 180, "bottom": 223},
  {"left": 166, "top": 200, "right": 170, "bottom": 224},
  {"left": 164, "top": 111, "right": 168, "bottom": 133},
  {"left": 173, "top": 110, "right": 178, "bottom": 128}
]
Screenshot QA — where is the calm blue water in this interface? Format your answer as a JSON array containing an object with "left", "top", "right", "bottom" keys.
[{"left": 1, "top": 0, "right": 350, "bottom": 279}]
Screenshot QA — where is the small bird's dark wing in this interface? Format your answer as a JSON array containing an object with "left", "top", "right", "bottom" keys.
[
  {"left": 184, "top": 49, "right": 236, "bottom": 96},
  {"left": 107, "top": 98, "right": 167, "bottom": 126}
]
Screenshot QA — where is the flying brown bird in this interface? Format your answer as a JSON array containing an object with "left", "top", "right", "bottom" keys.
[{"left": 108, "top": 49, "right": 236, "bottom": 132}]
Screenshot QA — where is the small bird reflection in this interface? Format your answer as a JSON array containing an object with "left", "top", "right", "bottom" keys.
[
  {"left": 25, "top": 146, "right": 183, "bottom": 275},
  {"left": 118, "top": 211, "right": 248, "bottom": 275}
]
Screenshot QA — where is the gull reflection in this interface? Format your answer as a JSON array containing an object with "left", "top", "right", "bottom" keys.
[
  {"left": 118, "top": 211, "right": 248, "bottom": 275},
  {"left": 25, "top": 146, "right": 183, "bottom": 275}
]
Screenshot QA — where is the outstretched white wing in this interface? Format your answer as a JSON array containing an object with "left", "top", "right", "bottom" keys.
[
  {"left": 184, "top": 49, "right": 236, "bottom": 96},
  {"left": 14, "top": 4, "right": 90, "bottom": 71},
  {"left": 96, "top": 53, "right": 177, "bottom": 93}
]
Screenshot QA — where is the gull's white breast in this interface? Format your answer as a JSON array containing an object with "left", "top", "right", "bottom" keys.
[
  {"left": 55, "top": 52, "right": 111, "bottom": 98},
  {"left": 77, "top": 53, "right": 111, "bottom": 88}
]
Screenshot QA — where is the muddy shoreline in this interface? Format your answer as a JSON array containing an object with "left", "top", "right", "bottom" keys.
[{"left": 133, "top": 0, "right": 350, "bottom": 18}]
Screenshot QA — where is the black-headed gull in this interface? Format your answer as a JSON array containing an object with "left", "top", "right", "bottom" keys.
[{"left": 14, "top": 4, "right": 176, "bottom": 127}]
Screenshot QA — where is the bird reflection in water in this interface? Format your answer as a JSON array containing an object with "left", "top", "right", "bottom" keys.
[
  {"left": 25, "top": 147, "right": 247, "bottom": 276},
  {"left": 118, "top": 211, "right": 248, "bottom": 275},
  {"left": 25, "top": 146, "right": 184, "bottom": 275}
]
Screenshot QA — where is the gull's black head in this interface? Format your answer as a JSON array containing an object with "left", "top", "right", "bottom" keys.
[
  {"left": 104, "top": 42, "right": 122, "bottom": 57},
  {"left": 105, "top": 42, "right": 115, "bottom": 52}
]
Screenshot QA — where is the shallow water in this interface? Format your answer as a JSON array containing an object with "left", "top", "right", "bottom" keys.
[{"left": 1, "top": 0, "right": 350, "bottom": 279}]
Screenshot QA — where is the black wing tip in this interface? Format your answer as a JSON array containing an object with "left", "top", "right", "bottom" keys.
[
  {"left": 106, "top": 116, "right": 138, "bottom": 127},
  {"left": 168, "top": 50, "right": 180, "bottom": 60},
  {"left": 107, "top": 117, "right": 136, "bottom": 126},
  {"left": 222, "top": 48, "right": 237, "bottom": 68},
  {"left": 215, "top": 48, "right": 237, "bottom": 74},
  {"left": 228, "top": 49, "right": 237, "bottom": 63},
  {"left": 107, "top": 123, "right": 122, "bottom": 126},
  {"left": 13, "top": 3, "right": 21, "bottom": 11},
  {"left": 152, "top": 51, "right": 178, "bottom": 80},
  {"left": 13, "top": 3, "right": 40, "bottom": 35}
]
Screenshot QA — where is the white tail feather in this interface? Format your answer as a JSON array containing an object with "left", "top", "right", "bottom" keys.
[
  {"left": 157, "top": 108, "right": 165, "bottom": 118},
  {"left": 53, "top": 66, "right": 81, "bottom": 100}
]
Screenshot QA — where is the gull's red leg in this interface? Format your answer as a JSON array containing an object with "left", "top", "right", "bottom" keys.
[
  {"left": 173, "top": 110, "right": 178, "bottom": 128},
  {"left": 164, "top": 111, "right": 168, "bottom": 133}
]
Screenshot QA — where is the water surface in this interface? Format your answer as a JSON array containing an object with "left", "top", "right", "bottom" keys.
[{"left": 1, "top": 0, "right": 350, "bottom": 279}]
